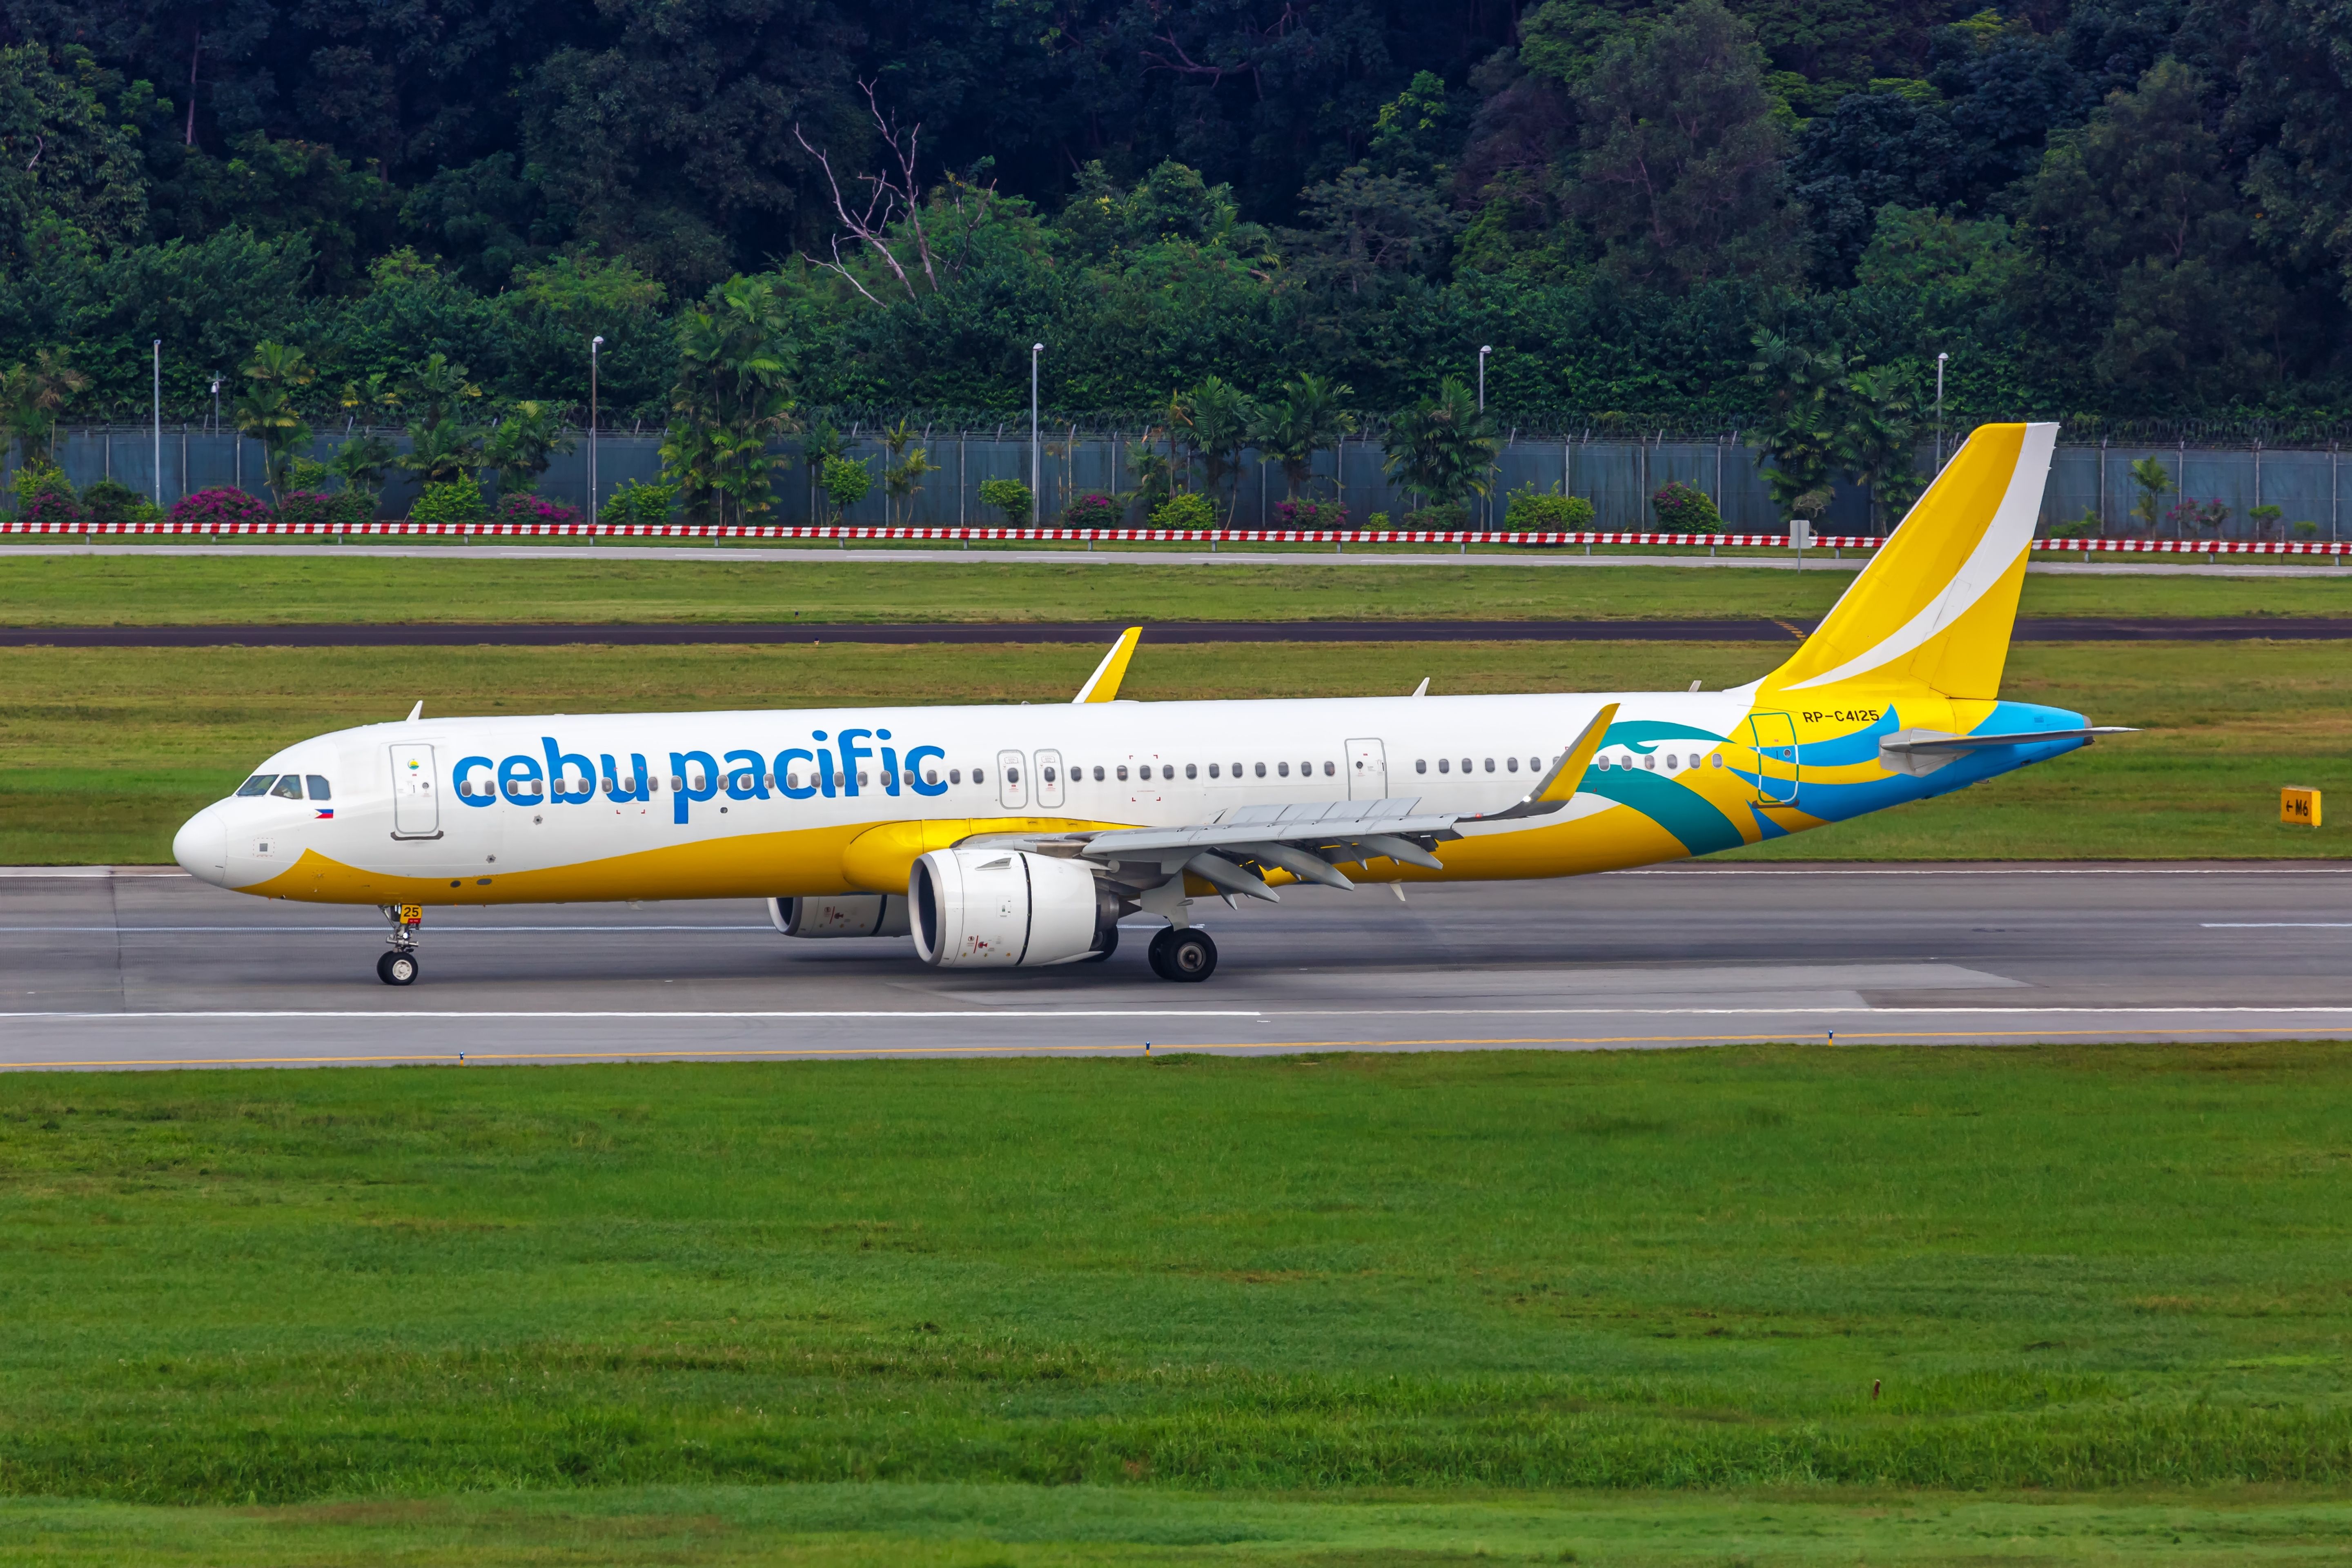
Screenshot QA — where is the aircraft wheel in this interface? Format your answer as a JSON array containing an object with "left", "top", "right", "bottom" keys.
[
  {"left": 1156, "top": 929, "right": 1217, "bottom": 983},
  {"left": 377, "top": 950, "right": 419, "bottom": 986}
]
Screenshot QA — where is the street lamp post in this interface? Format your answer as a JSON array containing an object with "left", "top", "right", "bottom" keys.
[
  {"left": 151, "top": 340, "right": 163, "bottom": 507},
  {"left": 1934, "top": 351, "right": 1949, "bottom": 474},
  {"left": 589, "top": 336, "right": 604, "bottom": 528},
  {"left": 1030, "top": 342, "right": 1045, "bottom": 526},
  {"left": 1477, "top": 344, "right": 1493, "bottom": 528},
  {"left": 209, "top": 374, "right": 221, "bottom": 435}
]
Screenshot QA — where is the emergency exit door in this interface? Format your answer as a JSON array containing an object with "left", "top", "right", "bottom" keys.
[{"left": 1746, "top": 713, "right": 1799, "bottom": 806}]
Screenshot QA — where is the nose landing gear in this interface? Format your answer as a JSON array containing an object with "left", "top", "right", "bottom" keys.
[{"left": 377, "top": 903, "right": 422, "bottom": 985}]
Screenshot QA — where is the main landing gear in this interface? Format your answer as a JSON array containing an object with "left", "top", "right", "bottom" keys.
[
  {"left": 1147, "top": 926, "right": 1217, "bottom": 982},
  {"left": 376, "top": 902, "right": 422, "bottom": 986}
]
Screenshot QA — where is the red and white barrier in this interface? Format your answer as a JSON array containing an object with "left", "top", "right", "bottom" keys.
[{"left": 2, "top": 519, "right": 2348, "bottom": 553}]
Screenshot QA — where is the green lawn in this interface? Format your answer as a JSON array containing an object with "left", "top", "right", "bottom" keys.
[
  {"left": 2, "top": 551, "right": 2349, "bottom": 625},
  {"left": 2, "top": 639, "right": 2343, "bottom": 864},
  {"left": 2, "top": 1046, "right": 2350, "bottom": 1561}
]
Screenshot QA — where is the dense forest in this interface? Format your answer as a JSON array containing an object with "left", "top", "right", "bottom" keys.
[{"left": 0, "top": 0, "right": 2348, "bottom": 433}]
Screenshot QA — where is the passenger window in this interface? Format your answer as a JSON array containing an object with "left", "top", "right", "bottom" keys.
[
  {"left": 1093, "top": 765, "right": 1105, "bottom": 781},
  {"left": 270, "top": 775, "right": 304, "bottom": 799},
  {"left": 1416, "top": 759, "right": 1427, "bottom": 774},
  {"left": 1185, "top": 763, "right": 1197, "bottom": 779},
  {"left": 1208, "top": 763, "right": 1220, "bottom": 778},
  {"left": 1506, "top": 757, "right": 1519, "bottom": 773},
  {"left": 1043, "top": 766, "right": 1057, "bottom": 783},
  {"left": 1254, "top": 762, "right": 1266, "bottom": 778},
  {"left": 1644, "top": 755, "right": 1656, "bottom": 771},
  {"left": 1278, "top": 761, "right": 1290, "bottom": 777},
  {"left": 949, "top": 768, "right": 962, "bottom": 784},
  {"left": 1323, "top": 761, "right": 1335, "bottom": 776},
  {"left": 305, "top": 774, "right": 332, "bottom": 799},
  {"left": 1006, "top": 767, "right": 1019, "bottom": 784},
  {"left": 1530, "top": 757, "right": 1541, "bottom": 771},
  {"left": 786, "top": 772, "right": 801, "bottom": 789},
  {"left": 1117, "top": 764, "right": 1129, "bottom": 781},
  {"left": 1483, "top": 758, "right": 1495, "bottom": 773},
  {"left": 1437, "top": 758, "right": 1450, "bottom": 773},
  {"left": 236, "top": 774, "right": 276, "bottom": 797},
  {"left": 1460, "top": 758, "right": 1472, "bottom": 773},
  {"left": 973, "top": 768, "right": 986, "bottom": 784}
]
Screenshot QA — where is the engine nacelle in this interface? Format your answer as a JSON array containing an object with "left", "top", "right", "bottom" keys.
[
  {"left": 909, "top": 849, "right": 1119, "bottom": 968},
  {"left": 768, "top": 895, "right": 910, "bottom": 938}
]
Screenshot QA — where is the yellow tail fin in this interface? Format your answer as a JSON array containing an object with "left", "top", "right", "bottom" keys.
[{"left": 1765, "top": 422, "right": 2056, "bottom": 702}]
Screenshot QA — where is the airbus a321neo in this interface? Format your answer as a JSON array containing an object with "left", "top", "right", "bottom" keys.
[{"left": 174, "top": 422, "right": 2123, "bottom": 985}]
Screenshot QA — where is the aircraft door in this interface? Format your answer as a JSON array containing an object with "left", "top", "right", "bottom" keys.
[
  {"left": 996, "top": 748, "right": 1027, "bottom": 810},
  {"left": 1345, "top": 738, "right": 1388, "bottom": 800},
  {"left": 389, "top": 742, "right": 442, "bottom": 837},
  {"left": 1746, "top": 713, "right": 1799, "bottom": 806},
  {"left": 1033, "top": 748, "right": 1066, "bottom": 808}
]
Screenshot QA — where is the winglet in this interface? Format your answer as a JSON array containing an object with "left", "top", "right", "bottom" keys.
[
  {"left": 405, "top": 700, "right": 424, "bottom": 722},
  {"left": 1073, "top": 626, "right": 1143, "bottom": 703},
  {"left": 1475, "top": 702, "right": 1619, "bottom": 821}
]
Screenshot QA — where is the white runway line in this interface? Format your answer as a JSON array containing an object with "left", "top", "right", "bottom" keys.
[{"left": 10, "top": 1005, "right": 2352, "bottom": 1021}]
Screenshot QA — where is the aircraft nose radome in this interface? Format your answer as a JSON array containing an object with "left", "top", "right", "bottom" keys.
[{"left": 173, "top": 806, "right": 227, "bottom": 886}]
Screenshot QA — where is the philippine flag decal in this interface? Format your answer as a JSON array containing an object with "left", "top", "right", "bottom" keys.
[{"left": 314, "top": 808, "right": 335, "bottom": 819}]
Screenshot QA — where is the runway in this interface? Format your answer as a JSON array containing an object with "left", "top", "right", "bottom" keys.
[
  {"left": 5, "top": 864, "right": 2350, "bottom": 1069},
  {"left": 8, "top": 616, "right": 2352, "bottom": 646}
]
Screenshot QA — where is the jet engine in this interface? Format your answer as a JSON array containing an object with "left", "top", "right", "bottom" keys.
[
  {"left": 909, "top": 848, "right": 1120, "bottom": 967},
  {"left": 768, "top": 894, "right": 911, "bottom": 937}
]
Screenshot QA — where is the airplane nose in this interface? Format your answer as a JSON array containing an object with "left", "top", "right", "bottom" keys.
[{"left": 173, "top": 805, "right": 228, "bottom": 886}]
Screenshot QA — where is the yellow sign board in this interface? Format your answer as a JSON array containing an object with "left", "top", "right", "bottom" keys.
[
  {"left": 397, "top": 903, "right": 424, "bottom": 924},
  {"left": 2281, "top": 787, "right": 2322, "bottom": 828}
]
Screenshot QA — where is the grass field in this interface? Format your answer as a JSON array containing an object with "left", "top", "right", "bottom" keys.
[
  {"left": 2, "top": 1045, "right": 2350, "bottom": 1562},
  {"left": 3, "top": 552, "right": 2350, "bottom": 625},
  {"left": 1, "top": 639, "right": 2342, "bottom": 864}
]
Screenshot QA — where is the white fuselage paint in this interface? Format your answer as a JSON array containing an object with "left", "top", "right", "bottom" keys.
[{"left": 177, "top": 688, "right": 1760, "bottom": 898}]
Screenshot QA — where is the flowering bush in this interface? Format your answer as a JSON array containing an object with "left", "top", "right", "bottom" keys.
[
  {"left": 1062, "top": 492, "right": 1120, "bottom": 529},
  {"left": 1649, "top": 480, "right": 1722, "bottom": 533},
  {"left": 410, "top": 475, "right": 488, "bottom": 528},
  {"left": 15, "top": 461, "right": 82, "bottom": 524},
  {"left": 1503, "top": 485, "right": 1597, "bottom": 532},
  {"left": 496, "top": 491, "right": 584, "bottom": 527},
  {"left": 277, "top": 490, "right": 374, "bottom": 529},
  {"left": 169, "top": 486, "right": 272, "bottom": 529},
  {"left": 1149, "top": 492, "right": 1218, "bottom": 531},
  {"left": 2164, "top": 497, "right": 2231, "bottom": 534},
  {"left": 1273, "top": 499, "right": 1350, "bottom": 529}
]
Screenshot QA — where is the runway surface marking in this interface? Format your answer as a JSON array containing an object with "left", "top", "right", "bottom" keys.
[{"left": 11, "top": 1005, "right": 2349, "bottom": 1020}]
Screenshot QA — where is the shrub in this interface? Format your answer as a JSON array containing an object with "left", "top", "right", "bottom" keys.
[
  {"left": 81, "top": 478, "right": 154, "bottom": 524},
  {"left": 168, "top": 486, "right": 271, "bottom": 529},
  {"left": 2164, "top": 497, "right": 2230, "bottom": 534},
  {"left": 978, "top": 477, "right": 1033, "bottom": 525},
  {"left": 1650, "top": 480, "right": 1723, "bottom": 533},
  {"left": 16, "top": 462, "right": 83, "bottom": 524},
  {"left": 603, "top": 479, "right": 677, "bottom": 528},
  {"left": 496, "top": 492, "right": 584, "bottom": 528},
  {"left": 1404, "top": 501, "right": 1468, "bottom": 529},
  {"left": 1149, "top": 492, "right": 1218, "bottom": 532},
  {"left": 1366, "top": 511, "right": 1391, "bottom": 530},
  {"left": 410, "top": 475, "right": 488, "bottom": 528},
  {"left": 277, "top": 491, "right": 374, "bottom": 530},
  {"left": 820, "top": 456, "right": 873, "bottom": 520},
  {"left": 2050, "top": 510, "right": 2102, "bottom": 540},
  {"left": 1273, "top": 499, "right": 1350, "bottom": 529},
  {"left": 1063, "top": 492, "right": 1120, "bottom": 529},
  {"left": 2249, "top": 503, "right": 2283, "bottom": 538},
  {"left": 2293, "top": 520, "right": 2321, "bottom": 539},
  {"left": 1504, "top": 484, "right": 1597, "bottom": 532}
]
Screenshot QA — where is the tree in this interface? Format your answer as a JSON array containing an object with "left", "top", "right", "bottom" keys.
[
  {"left": 0, "top": 349, "right": 91, "bottom": 460},
  {"left": 1573, "top": 0, "right": 1798, "bottom": 290},
  {"left": 1279, "top": 168, "right": 1460, "bottom": 294},
  {"left": 481, "top": 400, "right": 574, "bottom": 494},
  {"left": 662, "top": 274, "right": 797, "bottom": 526},
  {"left": 233, "top": 341, "right": 314, "bottom": 503},
  {"left": 2127, "top": 455, "right": 2173, "bottom": 532},
  {"left": 0, "top": 45, "right": 149, "bottom": 266},
  {"left": 880, "top": 418, "right": 938, "bottom": 525},
  {"left": 1746, "top": 329, "right": 1845, "bottom": 519},
  {"left": 1169, "top": 377, "right": 1256, "bottom": 523},
  {"left": 325, "top": 431, "right": 397, "bottom": 510},
  {"left": 1247, "top": 374, "right": 1358, "bottom": 501},
  {"left": 1381, "top": 378, "right": 1499, "bottom": 512}
]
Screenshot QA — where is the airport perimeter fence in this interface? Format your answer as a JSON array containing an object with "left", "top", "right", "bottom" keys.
[{"left": 14, "top": 425, "right": 2352, "bottom": 542}]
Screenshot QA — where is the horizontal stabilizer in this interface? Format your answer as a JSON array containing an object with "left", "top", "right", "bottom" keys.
[{"left": 1880, "top": 726, "right": 2136, "bottom": 777}]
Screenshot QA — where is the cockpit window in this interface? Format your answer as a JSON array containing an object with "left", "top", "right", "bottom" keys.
[
  {"left": 305, "top": 775, "right": 331, "bottom": 800},
  {"left": 269, "top": 775, "right": 305, "bottom": 800},
  {"left": 236, "top": 775, "right": 277, "bottom": 797}
]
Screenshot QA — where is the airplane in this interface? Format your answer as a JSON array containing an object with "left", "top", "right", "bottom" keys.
[{"left": 172, "top": 422, "right": 2126, "bottom": 986}]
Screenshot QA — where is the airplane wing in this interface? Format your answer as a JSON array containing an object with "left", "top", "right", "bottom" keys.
[{"left": 971, "top": 704, "right": 1623, "bottom": 902}]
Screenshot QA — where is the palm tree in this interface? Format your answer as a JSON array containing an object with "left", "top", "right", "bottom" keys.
[
  {"left": 1380, "top": 378, "right": 1498, "bottom": 514},
  {"left": 1834, "top": 367, "right": 1922, "bottom": 530},
  {"left": 326, "top": 432, "right": 398, "bottom": 513},
  {"left": 402, "top": 353, "right": 480, "bottom": 428},
  {"left": 481, "top": 401, "right": 575, "bottom": 496},
  {"left": 1170, "top": 376, "right": 1255, "bottom": 523},
  {"left": 400, "top": 418, "right": 484, "bottom": 487},
  {"left": 1247, "top": 372, "right": 1358, "bottom": 501},
  {"left": 662, "top": 275, "right": 798, "bottom": 526},
  {"left": 880, "top": 418, "right": 938, "bottom": 525},
  {"left": 1, "top": 349, "right": 93, "bottom": 463}
]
